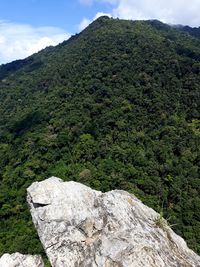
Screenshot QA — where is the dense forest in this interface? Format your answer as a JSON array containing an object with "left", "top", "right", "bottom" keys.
[{"left": 0, "top": 16, "right": 200, "bottom": 260}]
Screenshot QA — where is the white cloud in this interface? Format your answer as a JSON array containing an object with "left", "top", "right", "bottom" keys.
[
  {"left": 79, "top": 0, "right": 200, "bottom": 26},
  {"left": 78, "top": 12, "right": 112, "bottom": 31},
  {"left": 93, "top": 12, "right": 112, "bottom": 20},
  {"left": 78, "top": 18, "right": 91, "bottom": 31},
  {"left": 0, "top": 21, "right": 70, "bottom": 64},
  {"left": 104, "top": 0, "right": 200, "bottom": 26}
]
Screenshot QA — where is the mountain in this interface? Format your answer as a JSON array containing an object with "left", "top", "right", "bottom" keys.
[
  {"left": 176, "top": 25, "right": 200, "bottom": 39},
  {"left": 148, "top": 19, "right": 200, "bottom": 39},
  {"left": 0, "top": 16, "right": 200, "bottom": 259}
]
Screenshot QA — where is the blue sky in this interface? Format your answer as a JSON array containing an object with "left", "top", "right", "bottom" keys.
[
  {"left": 0, "top": 0, "right": 111, "bottom": 32},
  {"left": 0, "top": 0, "right": 200, "bottom": 64}
]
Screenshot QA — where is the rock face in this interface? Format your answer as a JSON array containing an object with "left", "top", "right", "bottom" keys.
[
  {"left": 27, "top": 177, "right": 200, "bottom": 267},
  {"left": 0, "top": 253, "right": 44, "bottom": 267}
]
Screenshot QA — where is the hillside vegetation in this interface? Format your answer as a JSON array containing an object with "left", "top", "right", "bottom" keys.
[{"left": 0, "top": 17, "right": 200, "bottom": 256}]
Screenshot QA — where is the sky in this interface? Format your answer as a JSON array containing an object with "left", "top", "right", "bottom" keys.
[{"left": 0, "top": 0, "right": 200, "bottom": 64}]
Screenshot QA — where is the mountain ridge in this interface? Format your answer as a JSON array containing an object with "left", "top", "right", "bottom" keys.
[{"left": 1, "top": 16, "right": 200, "bottom": 73}]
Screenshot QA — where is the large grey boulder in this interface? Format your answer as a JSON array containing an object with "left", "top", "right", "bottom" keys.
[
  {"left": 27, "top": 177, "right": 200, "bottom": 267},
  {"left": 0, "top": 253, "right": 44, "bottom": 267}
]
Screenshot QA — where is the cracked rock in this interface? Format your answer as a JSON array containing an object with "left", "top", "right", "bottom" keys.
[
  {"left": 27, "top": 177, "right": 200, "bottom": 267},
  {"left": 0, "top": 253, "right": 44, "bottom": 267}
]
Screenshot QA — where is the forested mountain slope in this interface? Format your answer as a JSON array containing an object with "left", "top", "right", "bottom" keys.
[
  {"left": 178, "top": 25, "right": 200, "bottom": 39},
  {"left": 0, "top": 16, "right": 200, "bottom": 256}
]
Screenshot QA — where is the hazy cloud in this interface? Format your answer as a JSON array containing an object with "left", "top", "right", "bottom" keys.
[{"left": 0, "top": 21, "right": 70, "bottom": 64}]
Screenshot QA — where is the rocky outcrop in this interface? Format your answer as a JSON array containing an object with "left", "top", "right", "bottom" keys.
[
  {"left": 27, "top": 177, "right": 200, "bottom": 267},
  {"left": 0, "top": 253, "right": 44, "bottom": 267}
]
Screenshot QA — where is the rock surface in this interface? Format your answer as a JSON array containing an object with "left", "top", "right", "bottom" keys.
[
  {"left": 27, "top": 177, "right": 200, "bottom": 267},
  {"left": 0, "top": 253, "right": 44, "bottom": 267}
]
